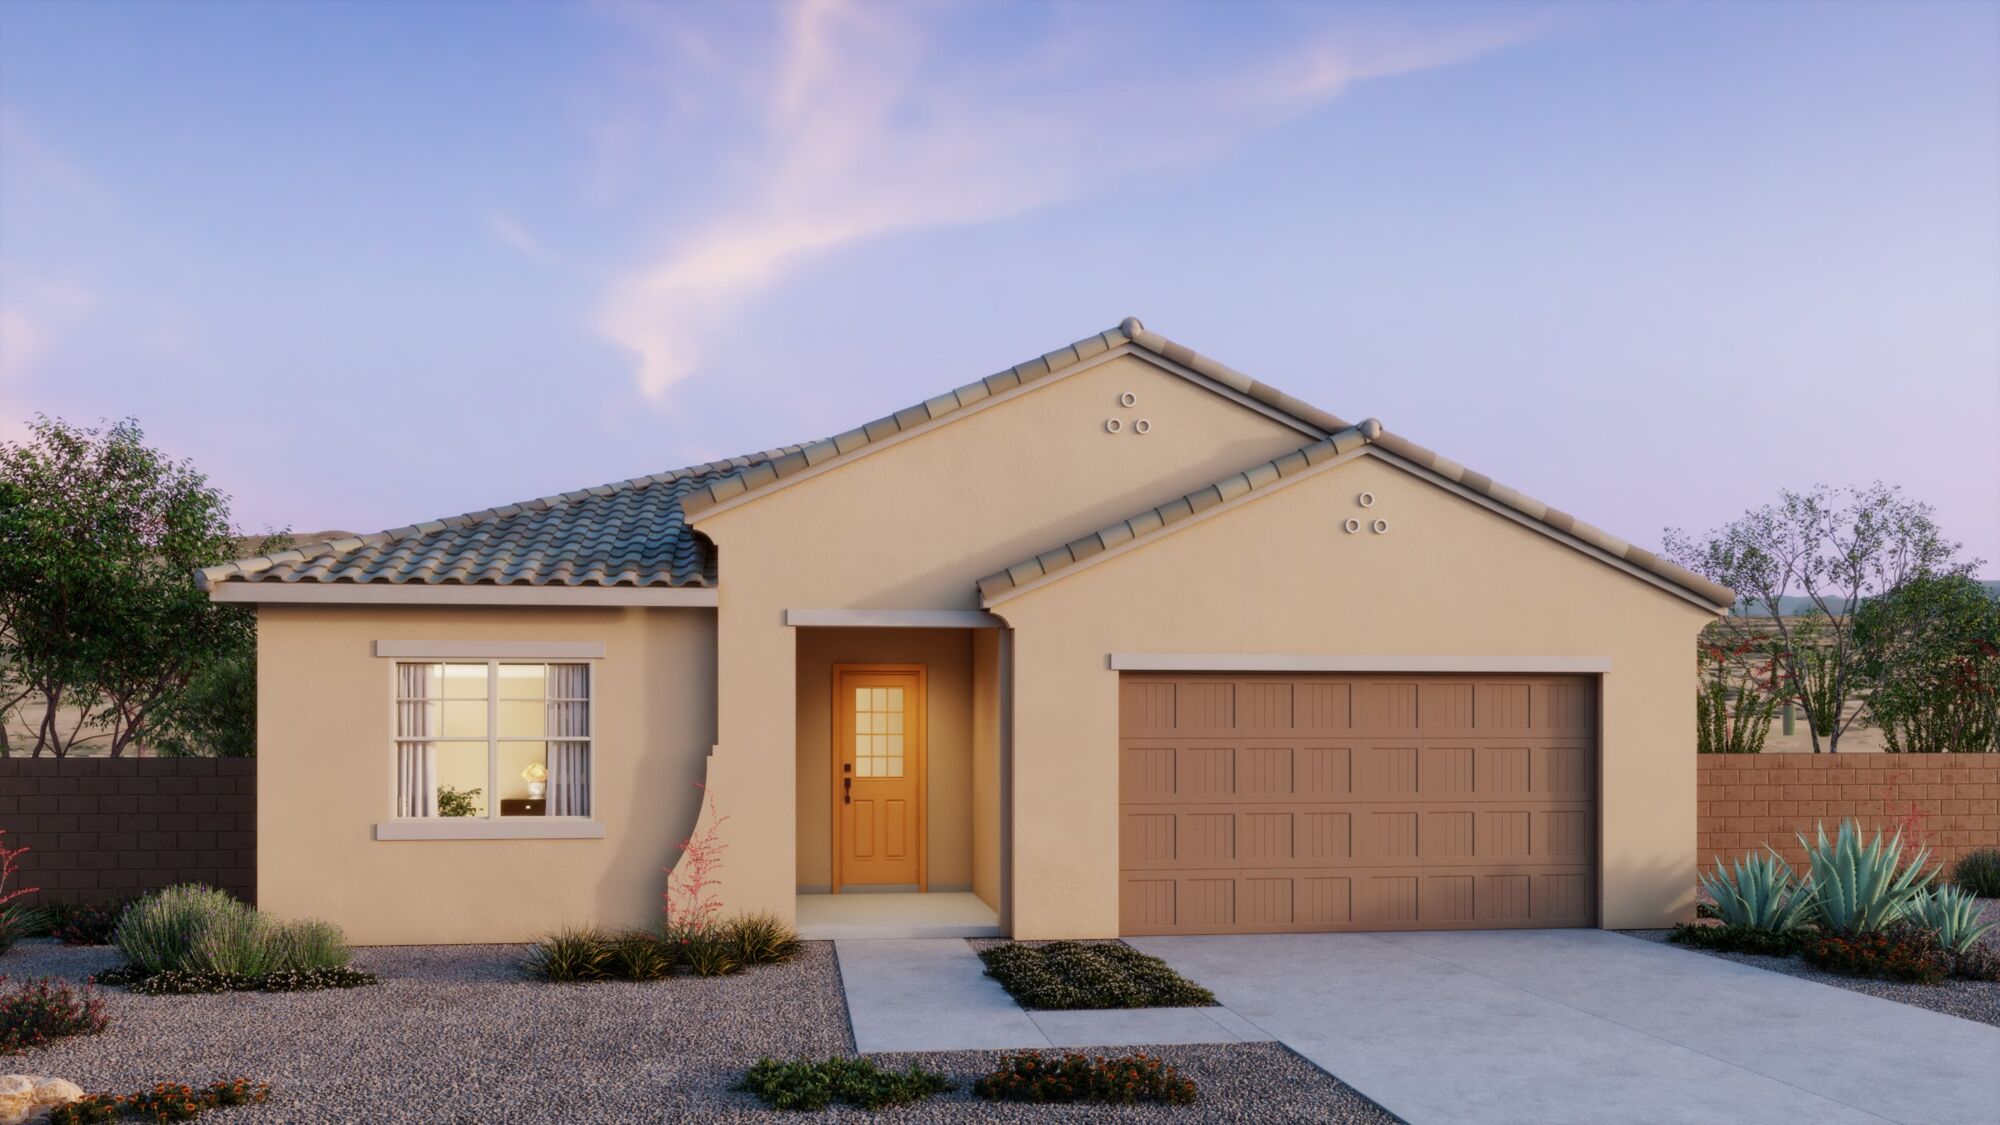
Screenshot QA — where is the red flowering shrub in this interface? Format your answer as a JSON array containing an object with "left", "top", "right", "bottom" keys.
[
  {"left": 0, "top": 975, "right": 109, "bottom": 1054},
  {"left": 1799, "top": 926, "right": 1951, "bottom": 985},
  {"left": 974, "top": 1051, "right": 1198, "bottom": 1106}
]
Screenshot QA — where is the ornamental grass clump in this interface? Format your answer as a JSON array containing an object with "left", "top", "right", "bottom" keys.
[
  {"left": 974, "top": 1051, "right": 1198, "bottom": 1106},
  {"left": 1799, "top": 820, "right": 1934, "bottom": 934},
  {"left": 108, "top": 885, "right": 369, "bottom": 994},
  {"left": 733, "top": 1057, "right": 952, "bottom": 1112}
]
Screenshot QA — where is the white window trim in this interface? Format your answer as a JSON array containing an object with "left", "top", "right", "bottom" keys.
[
  {"left": 373, "top": 819, "right": 606, "bottom": 841},
  {"left": 384, "top": 656, "right": 600, "bottom": 832},
  {"left": 374, "top": 640, "right": 605, "bottom": 659}
]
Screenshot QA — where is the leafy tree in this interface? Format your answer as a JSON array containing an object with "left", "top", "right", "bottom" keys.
[
  {"left": 1664, "top": 483, "right": 1977, "bottom": 752},
  {"left": 0, "top": 417, "right": 264, "bottom": 756},
  {"left": 1853, "top": 575, "right": 2000, "bottom": 753}
]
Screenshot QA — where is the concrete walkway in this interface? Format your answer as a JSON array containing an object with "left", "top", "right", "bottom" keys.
[
  {"left": 833, "top": 939, "right": 1269, "bottom": 1053},
  {"left": 1128, "top": 929, "right": 2000, "bottom": 1125}
]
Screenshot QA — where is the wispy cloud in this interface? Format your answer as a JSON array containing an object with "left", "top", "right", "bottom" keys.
[
  {"left": 0, "top": 270, "right": 96, "bottom": 385},
  {"left": 593, "top": 1, "right": 1533, "bottom": 400}
]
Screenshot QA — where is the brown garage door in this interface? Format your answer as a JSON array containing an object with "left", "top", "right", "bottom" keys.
[{"left": 1119, "top": 674, "right": 1597, "bottom": 935}]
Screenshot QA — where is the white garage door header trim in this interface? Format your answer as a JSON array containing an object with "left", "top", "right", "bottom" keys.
[{"left": 1109, "top": 654, "right": 1613, "bottom": 674}]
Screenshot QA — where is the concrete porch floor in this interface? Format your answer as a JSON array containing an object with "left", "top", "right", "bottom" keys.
[{"left": 795, "top": 891, "right": 1001, "bottom": 939}]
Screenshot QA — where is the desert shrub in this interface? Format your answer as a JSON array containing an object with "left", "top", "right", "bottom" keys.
[
  {"left": 1949, "top": 941, "right": 2000, "bottom": 981},
  {"left": 0, "top": 975, "right": 109, "bottom": 1054},
  {"left": 523, "top": 927, "right": 613, "bottom": 983},
  {"left": 48, "top": 899, "right": 132, "bottom": 946},
  {"left": 1951, "top": 847, "right": 2000, "bottom": 898},
  {"left": 1799, "top": 820, "right": 1933, "bottom": 933},
  {"left": 1906, "top": 884, "right": 1995, "bottom": 953},
  {"left": 979, "top": 941, "right": 1216, "bottom": 1010},
  {"left": 607, "top": 930, "right": 676, "bottom": 981},
  {"left": 1697, "top": 851, "right": 1815, "bottom": 931},
  {"left": 974, "top": 1051, "right": 1198, "bottom": 1106},
  {"left": 734, "top": 1057, "right": 952, "bottom": 1112},
  {"left": 109, "top": 885, "right": 362, "bottom": 991},
  {"left": 725, "top": 912, "right": 802, "bottom": 967},
  {"left": 1695, "top": 655, "right": 1775, "bottom": 755},
  {"left": 1799, "top": 925, "right": 1951, "bottom": 985},
  {"left": 1666, "top": 922, "right": 1803, "bottom": 956}
]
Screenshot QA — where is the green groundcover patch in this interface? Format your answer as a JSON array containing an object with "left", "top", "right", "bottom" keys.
[{"left": 978, "top": 941, "right": 1217, "bottom": 1010}]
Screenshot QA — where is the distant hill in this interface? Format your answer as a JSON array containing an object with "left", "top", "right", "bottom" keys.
[{"left": 1728, "top": 579, "right": 2000, "bottom": 617}]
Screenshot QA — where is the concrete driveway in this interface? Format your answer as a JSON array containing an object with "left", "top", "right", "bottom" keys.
[{"left": 1127, "top": 929, "right": 1999, "bottom": 1125}]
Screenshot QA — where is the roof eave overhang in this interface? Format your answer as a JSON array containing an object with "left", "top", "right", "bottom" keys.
[{"left": 204, "top": 582, "right": 719, "bottom": 607}]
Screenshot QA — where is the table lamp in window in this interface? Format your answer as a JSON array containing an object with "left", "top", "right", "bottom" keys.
[{"left": 522, "top": 762, "right": 548, "bottom": 800}]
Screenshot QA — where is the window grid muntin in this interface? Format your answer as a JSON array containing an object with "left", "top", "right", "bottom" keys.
[
  {"left": 852, "top": 684, "right": 906, "bottom": 778},
  {"left": 393, "top": 660, "right": 592, "bottom": 818}
]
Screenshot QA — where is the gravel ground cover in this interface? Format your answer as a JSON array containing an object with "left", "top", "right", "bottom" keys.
[
  {"left": 1623, "top": 897, "right": 2000, "bottom": 1028},
  {"left": 0, "top": 939, "right": 1396, "bottom": 1123}
]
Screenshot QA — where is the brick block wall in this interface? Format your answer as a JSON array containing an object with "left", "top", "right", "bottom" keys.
[
  {"left": 0, "top": 758, "right": 255, "bottom": 905},
  {"left": 1697, "top": 755, "right": 2000, "bottom": 871}
]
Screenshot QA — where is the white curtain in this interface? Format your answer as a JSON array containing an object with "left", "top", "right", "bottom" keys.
[
  {"left": 546, "top": 663, "right": 591, "bottom": 817},
  {"left": 396, "top": 663, "right": 438, "bottom": 817}
]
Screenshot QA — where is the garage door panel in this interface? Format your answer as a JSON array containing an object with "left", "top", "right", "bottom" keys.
[
  {"left": 1119, "top": 864, "right": 1594, "bottom": 935},
  {"left": 1121, "top": 803, "right": 1590, "bottom": 870},
  {"left": 1120, "top": 674, "right": 1597, "bottom": 934}
]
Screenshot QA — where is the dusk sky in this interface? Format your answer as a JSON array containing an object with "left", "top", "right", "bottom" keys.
[{"left": 2, "top": 1, "right": 1996, "bottom": 565}]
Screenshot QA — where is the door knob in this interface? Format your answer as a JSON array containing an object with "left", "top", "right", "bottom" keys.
[{"left": 843, "top": 777, "right": 852, "bottom": 805}]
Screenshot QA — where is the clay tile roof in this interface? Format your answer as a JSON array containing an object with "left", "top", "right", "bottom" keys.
[{"left": 194, "top": 446, "right": 804, "bottom": 590}]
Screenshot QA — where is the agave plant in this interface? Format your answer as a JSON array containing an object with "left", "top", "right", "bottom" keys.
[
  {"left": 1697, "top": 851, "right": 1815, "bottom": 932},
  {"left": 1799, "top": 820, "right": 1935, "bottom": 934},
  {"left": 1907, "top": 884, "right": 1995, "bottom": 954}
]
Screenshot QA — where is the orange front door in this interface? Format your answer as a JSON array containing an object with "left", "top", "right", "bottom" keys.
[{"left": 834, "top": 666, "right": 926, "bottom": 889}]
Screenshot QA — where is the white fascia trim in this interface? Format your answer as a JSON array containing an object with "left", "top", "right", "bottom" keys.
[
  {"left": 982, "top": 444, "right": 1372, "bottom": 608},
  {"left": 209, "top": 583, "right": 718, "bottom": 607},
  {"left": 784, "top": 609, "right": 1004, "bottom": 629},
  {"left": 689, "top": 346, "right": 1328, "bottom": 526},
  {"left": 373, "top": 640, "right": 606, "bottom": 659},
  {"left": 373, "top": 819, "right": 607, "bottom": 841},
  {"left": 1362, "top": 448, "right": 1729, "bottom": 614},
  {"left": 1109, "top": 654, "right": 1613, "bottom": 674}
]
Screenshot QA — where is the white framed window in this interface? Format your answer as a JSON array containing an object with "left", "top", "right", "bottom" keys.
[{"left": 392, "top": 661, "right": 592, "bottom": 820}]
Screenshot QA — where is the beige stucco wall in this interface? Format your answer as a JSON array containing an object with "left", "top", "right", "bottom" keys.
[
  {"left": 992, "top": 452, "right": 1713, "bottom": 937},
  {"left": 970, "top": 629, "right": 1003, "bottom": 912},
  {"left": 256, "top": 604, "right": 716, "bottom": 945},
  {"left": 794, "top": 628, "right": 973, "bottom": 891},
  {"left": 694, "top": 351, "right": 1316, "bottom": 920}
]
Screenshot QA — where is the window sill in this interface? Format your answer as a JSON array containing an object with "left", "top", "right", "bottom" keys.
[{"left": 373, "top": 819, "right": 606, "bottom": 841}]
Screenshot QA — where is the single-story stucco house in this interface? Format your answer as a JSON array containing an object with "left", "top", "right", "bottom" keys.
[{"left": 198, "top": 318, "right": 1732, "bottom": 946}]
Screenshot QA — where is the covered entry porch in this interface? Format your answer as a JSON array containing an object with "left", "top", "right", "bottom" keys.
[{"left": 787, "top": 610, "right": 1010, "bottom": 938}]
